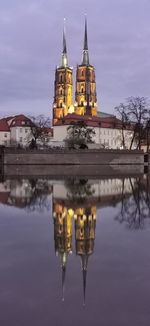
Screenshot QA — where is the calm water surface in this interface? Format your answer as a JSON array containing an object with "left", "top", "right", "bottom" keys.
[{"left": 0, "top": 175, "right": 150, "bottom": 325}]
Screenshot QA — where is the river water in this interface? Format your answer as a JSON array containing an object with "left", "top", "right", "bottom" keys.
[{"left": 0, "top": 175, "right": 150, "bottom": 325}]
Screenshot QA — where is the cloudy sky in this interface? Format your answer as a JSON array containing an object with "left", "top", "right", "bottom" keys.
[{"left": 0, "top": 0, "right": 150, "bottom": 118}]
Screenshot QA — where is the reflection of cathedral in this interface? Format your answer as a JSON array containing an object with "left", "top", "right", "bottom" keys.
[
  {"left": 53, "top": 202, "right": 96, "bottom": 304},
  {"left": 74, "top": 207, "right": 96, "bottom": 304},
  {"left": 53, "top": 203, "right": 73, "bottom": 301}
]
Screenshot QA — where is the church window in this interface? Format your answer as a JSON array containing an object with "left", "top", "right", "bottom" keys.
[
  {"left": 60, "top": 89, "right": 63, "bottom": 95},
  {"left": 60, "top": 102, "right": 63, "bottom": 108},
  {"left": 81, "top": 101, "right": 84, "bottom": 106},
  {"left": 59, "top": 225, "right": 62, "bottom": 232},
  {"left": 60, "top": 74, "right": 63, "bottom": 83},
  {"left": 81, "top": 86, "right": 84, "bottom": 93},
  {"left": 81, "top": 228, "right": 83, "bottom": 235},
  {"left": 81, "top": 70, "right": 84, "bottom": 76}
]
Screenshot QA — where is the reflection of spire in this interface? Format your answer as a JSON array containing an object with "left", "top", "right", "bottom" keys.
[
  {"left": 75, "top": 207, "right": 96, "bottom": 305},
  {"left": 81, "top": 255, "right": 89, "bottom": 306},
  {"left": 59, "top": 251, "right": 68, "bottom": 302},
  {"left": 82, "top": 16, "right": 90, "bottom": 66},
  {"left": 61, "top": 18, "right": 68, "bottom": 67},
  {"left": 62, "top": 264, "right": 66, "bottom": 302}
]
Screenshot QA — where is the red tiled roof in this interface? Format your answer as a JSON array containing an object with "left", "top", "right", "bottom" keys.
[
  {"left": 54, "top": 114, "right": 133, "bottom": 130},
  {"left": 10, "top": 115, "right": 33, "bottom": 127},
  {"left": 0, "top": 119, "right": 10, "bottom": 132},
  {"left": 54, "top": 114, "right": 119, "bottom": 127}
]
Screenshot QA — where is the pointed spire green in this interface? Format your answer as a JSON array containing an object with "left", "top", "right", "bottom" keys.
[
  {"left": 61, "top": 18, "right": 68, "bottom": 67},
  {"left": 82, "top": 16, "right": 90, "bottom": 66}
]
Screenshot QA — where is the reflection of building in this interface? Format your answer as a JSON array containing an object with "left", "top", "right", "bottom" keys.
[
  {"left": 53, "top": 195, "right": 97, "bottom": 303},
  {"left": 0, "top": 179, "right": 52, "bottom": 209},
  {"left": 53, "top": 203, "right": 73, "bottom": 300},
  {"left": 74, "top": 207, "right": 96, "bottom": 304}
]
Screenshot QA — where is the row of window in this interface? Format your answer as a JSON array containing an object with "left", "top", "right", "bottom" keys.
[
  {"left": 19, "top": 128, "right": 29, "bottom": 134},
  {"left": 100, "top": 129, "right": 117, "bottom": 136},
  {"left": 12, "top": 120, "right": 30, "bottom": 126},
  {"left": 3, "top": 128, "right": 29, "bottom": 137}
]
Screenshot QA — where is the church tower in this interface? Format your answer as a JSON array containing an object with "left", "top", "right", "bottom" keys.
[
  {"left": 53, "top": 20, "right": 73, "bottom": 125},
  {"left": 75, "top": 18, "right": 97, "bottom": 116}
]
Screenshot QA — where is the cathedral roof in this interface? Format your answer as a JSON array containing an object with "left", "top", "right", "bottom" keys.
[{"left": 54, "top": 113, "right": 129, "bottom": 129}]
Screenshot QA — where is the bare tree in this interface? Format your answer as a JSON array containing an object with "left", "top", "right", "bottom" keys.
[
  {"left": 28, "top": 115, "right": 52, "bottom": 148},
  {"left": 115, "top": 97, "right": 150, "bottom": 150},
  {"left": 115, "top": 103, "right": 129, "bottom": 149}
]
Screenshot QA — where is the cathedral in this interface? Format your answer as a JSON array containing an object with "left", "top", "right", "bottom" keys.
[
  {"left": 52, "top": 19, "right": 135, "bottom": 150},
  {"left": 53, "top": 18, "right": 97, "bottom": 125}
]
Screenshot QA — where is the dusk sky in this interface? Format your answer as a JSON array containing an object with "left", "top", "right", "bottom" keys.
[{"left": 0, "top": 0, "right": 150, "bottom": 118}]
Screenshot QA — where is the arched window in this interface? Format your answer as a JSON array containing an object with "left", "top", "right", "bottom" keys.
[
  {"left": 60, "top": 89, "right": 63, "bottom": 95},
  {"left": 60, "top": 102, "right": 63, "bottom": 108},
  {"left": 81, "top": 101, "right": 84, "bottom": 106},
  {"left": 81, "top": 70, "right": 84, "bottom": 76},
  {"left": 81, "top": 86, "right": 84, "bottom": 93},
  {"left": 60, "top": 74, "right": 63, "bottom": 83}
]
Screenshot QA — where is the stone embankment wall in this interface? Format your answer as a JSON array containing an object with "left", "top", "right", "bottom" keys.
[
  {"left": 3, "top": 164, "right": 144, "bottom": 178},
  {"left": 1, "top": 148, "right": 144, "bottom": 165}
]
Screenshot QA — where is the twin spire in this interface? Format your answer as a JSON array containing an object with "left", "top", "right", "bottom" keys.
[
  {"left": 61, "top": 18, "right": 68, "bottom": 67},
  {"left": 82, "top": 16, "right": 90, "bottom": 65},
  {"left": 61, "top": 17, "right": 90, "bottom": 68}
]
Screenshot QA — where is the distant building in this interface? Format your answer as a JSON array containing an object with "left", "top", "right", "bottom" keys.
[
  {"left": 0, "top": 114, "right": 33, "bottom": 147},
  {"left": 0, "top": 114, "right": 53, "bottom": 148},
  {"left": 0, "top": 119, "right": 11, "bottom": 147},
  {"left": 52, "top": 19, "right": 135, "bottom": 149}
]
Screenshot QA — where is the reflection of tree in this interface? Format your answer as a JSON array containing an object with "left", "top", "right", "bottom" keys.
[
  {"left": 25, "top": 179, "right": 52, "bottom": 212},
  {"left": 65, "top": 178, "right": 95, "bottom": 204},
  {"left": 115, "top": 176, "right": 150, "bottom": 230}
]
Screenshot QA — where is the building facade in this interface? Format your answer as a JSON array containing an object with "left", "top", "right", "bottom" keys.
[
  {"left": 0, "top": 115, "right": 33, "bottom": 147},
  {"left": 0, "top": 115, "right": 53, "bottom": 148},
  {"left": 52, "top": 19, "right": 135, "bottom": 149}
]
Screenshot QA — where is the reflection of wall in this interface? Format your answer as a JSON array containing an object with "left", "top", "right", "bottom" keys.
[{"left": 53, "top": 178, "right": 134, "bottom": 201}]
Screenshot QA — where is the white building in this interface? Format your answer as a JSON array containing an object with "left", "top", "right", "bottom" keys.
[
  {"left": 0, "top": 119, "right": 11, "bottom": 146},
  {"left": 0, "top": 114, "right": 53, "bottom": 148},
  {"left": 0, "top": 115, "right": 32, "bottom": 147},
  {"left": 52, "top": 113, "right": 135, "bottom": 149}
]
